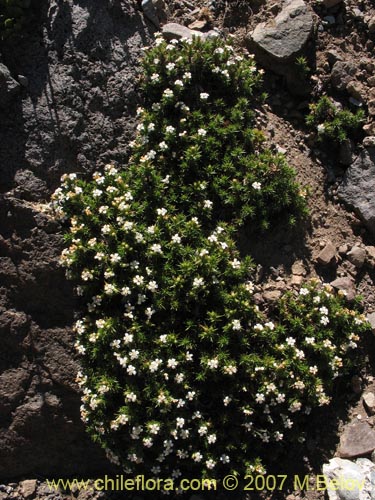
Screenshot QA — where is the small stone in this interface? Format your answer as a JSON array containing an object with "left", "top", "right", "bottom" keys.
[
  {"left": 349, "top": 97, "right": 363, "bottom": 107},
  {"left": 331, "top": 61, "right": 357, "bottom": 92},
  {"left": 291, "top": 260, "right": 307, "bottom": 276},
  {"left": 366, "top": 246, "right": 375, "bottom": 267},
  {"left": 330, "top": 277, "right": 356, "bottom": 301},
  {"left": 363, "top": 393, "right": 375, "bottom": 415},
  {"left": 316, "top": 241, "right": 336, "bottom": 265},
  {"left": 19, "top": 480, "right": 37, "bottom": 499},
  {"left": 17, "top": 75, "right": 28, "bottom": 87},
  {"left": 327, "top": 49, "right": 342, "bottom": 66},
  {"left": 367, "top": 16, "right": 375, "bottom": 33},
  {"left": 323, "top": 15, "right": 336, "bottom": 25},
  {"left": 347, "top": 80, "right": 364, "bottom": 101},
  {"left": 338, "top": 421, "right": 375, "bottom": 458},
  {"left": 368, "top": 100, "right": 375, "bottom": 117},
  {"left": 363, "top": 136, "right": 375, "bottom": 148},
  {"left": 339, "top": 139, "right": 353, "bottom": 166},
  {"left": 347, "top": 246, "right": 366, "bottom": 268},
  {"left": 351, "top": 375, "right": 362, "bottom": 395},
  {"left": 368, "top": 76, "right": 375, "bottom": 87},
  {"left": 291, "top": 275, "right": 303, "bottom": 286},
  {"left": 363, "top": 122, "right": 375, "bottom": 136},
  {"left": 367, "top": 312, "right": 375, "bottom": 334},
  {"left": 263, "top": 290, "right": 282, "bottom": 301},
  {"left": 338, "top": 244, "right": 349, "bottom": 255},
  {"left": 323, "top": 0, "right": 342, "bottom": 7},
  {"left": 142, "top": 0, "right": 168, "bottom": 28},
  {"left": 188, "top": 19, "right": 207, "bottom": 30}
]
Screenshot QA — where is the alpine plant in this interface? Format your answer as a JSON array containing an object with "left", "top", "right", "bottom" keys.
[{"left": 52, "top": 35, "right": 369, "bottom": 481}]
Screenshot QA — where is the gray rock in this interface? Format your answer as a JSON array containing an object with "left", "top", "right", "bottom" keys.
[
  {"left": 251, "top": 0, "right": 314, "bottom": 84},
  {"left": 363, "top": 392, "right": 375, "bottom": 415},
  {"left": 367, "top": 313, "right": 375, "bottom": 334},
  {"left": 347, "top": 246, "right": 366, "bottom": 268},
  {"left": 316, "top": 241, "right": 336, "bottom": 265},
  {"left": 0, "top": 63, "right": 20, "bottom": 108},
  {"left": 368, "top": 16, "right": 375, "bottom": 34},
  {"left": 331, "top": 61, "right": 357, "bottom": 92},
  {"left": 326, "top": 49, "right": 343, "bottom": 66},
  {"left": 364, "top": 122, "right": 375, "bottom": 136},
  {"left": 17, "top": 75, "right": 29, "bottom": 87},
  {"left": 324, "top": 15, "right": 336, "bottom": 25},
  {"left": 323, "top": 0, "right": 342, "bottom": 7},
  {"left": 19, "top": 480, "right": 37, "bottom": 498},
  {"left": 338, "top": 148, "right": 375, "bottom": 237},
  {"left": 330, "top": 277, "right": 356, "bottom": 301},
  {"left": 162, "top": 23, "right": 203, "bottom": 40},
  {"left": 142, "top": 0, "right": 167, "bottom": 28},
  {"left": 368, "top": 100, "right": 375, "bottom": 117},
  {"left": 338, "top": 421, "right": 375, "bottom": 458},
  {"left": 322, "top": 458, "right": 364, "bottom": 500}
]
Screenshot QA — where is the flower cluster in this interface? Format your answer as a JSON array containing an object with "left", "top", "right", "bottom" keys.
[{"left": 52, "top": 36, "right": 369, "bottom": 481}]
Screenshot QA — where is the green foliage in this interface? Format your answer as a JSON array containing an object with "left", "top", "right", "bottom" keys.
[
  {"left": 0, "top": 0, "right": 31, "bottom": 39},
  {"left": 295, "top": 56, "right": 311, "bottom": 80},
  {"left": 52, "top": 36, "right": 368, "bottom": 480},
  {"left": 306, "top": 95, "right": 365, "bottom": 144}
]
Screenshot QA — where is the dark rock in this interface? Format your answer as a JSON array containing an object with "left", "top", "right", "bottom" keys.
[
  {"left": 323, "top": 0, "right": 342, "bottom": 7},
  {"left": 316, "top": 241, "right": 336, "bottom": 265},
  {"left": 338, "top": 148, "right": 375, "bottom": 237},
  {"left": 347, "top": 80, "right": 365, "bottom": 102},
  {"left": 368, "top": 16, "right": 375, "bottom": 34},
  {"left": 17, "top": 75, "right": 29, "bottom": 87},
  {"left": 0, "top": 63, "right": 20, "bottom": 108},
  {"left": 363, "top": 136, "right": 375, "bottom": 148},
  {"left": 346, "top": 246, "right": 366, "bottom": 268},
  {"left": 326, "top": 49, "right": 343, "bottom": 66},
  {"left": 339, "top": 139, "right": 353, "bottom": 166},
  {"left": 331, "top": 61, "right": 357, "bottom": 91},
  {"left": 330, "top": 277, "right": 356, "bottom": 301},
  {"left": 338, "top": 422, "right": 375, "bottom": 458}
]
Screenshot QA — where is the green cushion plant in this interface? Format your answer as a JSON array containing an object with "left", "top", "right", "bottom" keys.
[{"left": 52, "top": 35, "right": 368, "bottom": 482}]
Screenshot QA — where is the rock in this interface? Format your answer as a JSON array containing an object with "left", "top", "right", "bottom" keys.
[
  {"left": 346, "top": 246, "right": 366, "bottom": 268},
  {"left": 330, "top": 277, "right": 356, "bottom": 301},
  {"left": 366, "top": 246, "right": 375, "bottom": 267},
  {"left": 316, "top": 241, "right": 336, "bottom": 265},
  {"left": 368, "top": 100, "right": 375, "bottom": 117},
  {"left": 323, "top": 0, "right": 342, "bottom": 7},
  {"left": 338, "top": 421, "right": 375, "bottom": 458},
  {"left": 263, "top": 290, "right": 282, "bottom": 301},
  {"left": 347, "top": 81, "right": 364, "bottom": 102},
  {"left": 162, "top": 23, "right": 203, "bottom": 40},
  {"left": 250, "top": 0, "right": 314, "bottom": 94},
  {"left": 291, "top": 260, "right": 307, "bottom": 276},
  {"left": 291, "top": 275, "right": 303, "bottom": 286},
  {"left": 141, "top": 0, "right": 167, "bottom": 28},
  {"left": 368, "top": 76, "right": 375, "bottom": 87},
  {"left": 363, "top": 122, "right": 375, "bottom": 136},
  {"left": 19, "top": 480, "right": 37, "bottom": 498},
  {"left": 188, "top": 19, "right": 207, "bottom": 30},
  {"left": 367, "top": 312, "right": 375, "bottom": 334},
  {"left": 363, "top": 136, "right": 375, "bottom": 148},
  {"left": 327, "top": 49, "right": 342, "bottom": 66},
  {"left": 331, "top": 61, "right": 357, "bottom": 92},
  {"left": 17, "top": 75, "right": 28, "bottom": 87},
  {"left": 0, "top": 63, "right": 20, "bottom": 108},
  {"left": 351, "top": 375, "right": 362, "bottom": 394},
  {"left": 322, "top": 458, "right": 364, "bottom": 500},
  {"left": 368, "top": 17, "right": 375, "bottom": 34},
  {"left": 251, "top": 0, "right": 314, "bottom": 60},
  {"left": 338, "top": 148, "right": 375, "bottom": 237},
  {"left": 339, "top": 139, "right": 353, "bottom": 166},
  {"left": 363, "top": 392, "right": 375, "bottom": 415},
  {"left": 349, "top": 97, "right": 363, "bottom": 108},
  {"left": 324, "top": 16, "right": 336, "bottom": 25}
]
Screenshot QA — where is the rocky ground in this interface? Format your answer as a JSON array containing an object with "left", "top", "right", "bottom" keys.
[{"left": 1, "top": 0, "right": 375, "bottom": 499}]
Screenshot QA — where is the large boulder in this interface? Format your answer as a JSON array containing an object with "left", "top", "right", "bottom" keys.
[
  {"left": 338, "top": 148, "right": 375, "bottom": 237},
  {"left": 251, "top": 0, "right": 314, "bottom": 64},
  {"left": 250, "top": 0, "right": 314, "bottom": 95}
]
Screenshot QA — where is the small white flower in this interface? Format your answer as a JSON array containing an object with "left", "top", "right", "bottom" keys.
[
  {"left": 167, "top": 358, "right": 178, "bottom": 369},
  {"left": 147, "top": 281, "right": 158, "bottom": 292},
  {"left": 171, "top": 233, "right": 181, "bottom": 244},
  {"left": 223, "top": 396, "right": 232, "bottom": 406},
  {"left": 230, "top": 258, "right": 241, "bottom": 269},
  {"left": 174, "top": 79, "right": 184, "bottom": 88},
  {"left": 129, "top": 349, "right": 139, "bottom": 360},
  {"left": 127, "top": 365, "right": 136, "bottom": 376},
  {"left": 197, "top": 128, "right": 207, "bottom": 137},
  {"left": 255, "top": 393, "right": 265, "bottom": 404},
  {"left": 200, "top": 92, "right": 209, "bottom": 100},
  {"left": 192, "top": 452, "right": 203, "bottom": 462},
  {"left": 299, "top": 287, "right": 309, "bottom": 296},
  {"left": 151, "top": 73, "right": 160, "bottom": 82},
  {"left": 232, "top": 319, "right": 241, "bottom": 331},
  {"left": 163, "top": 88, "right": 174, "bottom": 98},
  {"left": 320, "top": 316, "right": 330, "bottom": 326},
  {"left": 193, "top": 277, "right": 204, "bottom": 288},
  {"left": 207, "top": 358, "right": 219, "bottom": 369},
  {"left": 121, "top": 286, "right": 131, "bottom": 296},
  {"left": 123, "top": 333, "right": 134, "bottom": 344},
  {"left": 166, "top": 125, "right": 175, "bottom": 134},
  {"left": 214, "top": 47, "right": 224, "bottom": 55},
  {"left": 166, "top": 62, "right": 175, "bottom": 71},
  {"left": 206, "top": 459, "right": 216, "bottom": 469},
  {"left": 252, "top": 181, "right": 262, "bottom": 190},
  {"left": 157, "top": 207, "right": 167, "bottom": 216},
  {"left": 159, "top": 141, "right": 168, "bottom": 151},
  {"left": 133, "top": 275, "right": 144, "bottom": 286},
  {"left": 176, "top": 418, "right": 185, "bottom": 428},
  {"left": 203, "top": 199, "right": 213, "bottom": 210},
  {"left": 286, "top": 337, "right": 296, "bottom": 346},
  {"left": 220, "top": 454, "right": 230, "bottom": 464}
]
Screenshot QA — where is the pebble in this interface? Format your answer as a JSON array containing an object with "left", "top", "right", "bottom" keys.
[
  {"left": 346, "top": 246, "right": 366, "bottom": 268},
  {"left": 363, "top": 392, "right": 375, "bottom": 415},
  {"left": 316, "top": 241, "right": 336, "bottom": 265}
]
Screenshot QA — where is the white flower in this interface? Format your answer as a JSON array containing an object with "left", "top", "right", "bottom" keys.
[
  {"left": 143, "top": 438, "right": 153, "bottom": 448},
  {"left": 223, "top": 396, "right": 232, "bottom": 406},
  {"left": 197, "top": 128, "right": 207, "bottom": 137},
  {"left": 145, "top": 307, "right": 155, "bottom": 319},
  {"left": 149, "top": 359, "right": 162, "bottom": 372},
  {"left": 159, "top": 334, "right": 168, "bottom": 343},
  {"left": 207, "top": 358, "right": 219, "bottom": 369},
  {"left": 104, "top": 283, "right": 116, "bottom": 295},
  {"left": 165, "top": 125, "right": 175, "bottom": 134},
  {"left": 121, "top": 286, "right": 131, "bottom": 296},
  {"left": 175, "top": 373, "right": 184, "bottom": 383},
  {"left": 151, "top": 73, "right": 160, "bottom": 82},
  {"left": 167, "top": 358, "right": 178, "bottom": 369},
  {"left": 290, "top": 401, "right": 302, "bottom": 412},
  {"left": 150, "top": 243, "right": 163, "bottom": 254},
  {"left": 93, "top": 189, "right": 102, "bottom": 198},
  {"left": 171, "top": 233, "right": 181, "bottom": 244},
  {"left": 123, "top": 333, "right": 134, "bottom": 344},
  {"left": 256, "top": 393, "right": 265, "bottom": 404},
  {"left": 147, "top": 281, "right": 158, "bottom": 292},
  {"left": 305, "top": 336, "right": 315, "bottom": 344},
  {"left": 193, "top": 277, "right": 204, "bottom": 288},
  {"left": 206, "top": 459, "right": 216, "bottom": 469},
  {"left": 176, "top": 418, "right": 185, "bottom": 428},
  {"left": 200, "top": 92, "right": 209, "bottom": 100},
  {"left": 186, "top": 351, "right": 193, "bottom": 361},
  {"left": 126, "top": 392, "right": 137, "bottom": 402},
  {"left": 232, "top": 319, "right": 241, "bottom": 331},
  {"left": 276, "top": 393, "right": 285, "bottom": 403},
  {"left": 319, "top": 306, "right": 329, "bottom": 316},
  {"left": 174, "top": 79, "right": 184, "bottom": 87},
  {"left": 166, "top": 62, "right": 175, "bottom": 71},
  {"left": 192, "top": 452, "right": 203, "bottom": 462},
  {"left": 252, "top": 181, "right": 262, "bottom": 190},
  {"left": 129, "top": 349, "right": 139, "bottom": 360},
  {"left": 203, "top": 200, "right": 213, "bottom": 210},
  {"left": 159, "top": 141, "right": 168, "bottom": 151},
  {"left": 286, "top": 337, "right": 296, "bottom": 346},
  {"left": 157, "top": 207, "right": 167, "bottom": 216},
  {"left": 309, "top": 365, "right": 318, "bottom": 375},
  {"left": 133, "top": 275, "right": 144, "bottom": 286},
  {"left": 224, "top": 364, "right": 237, "bottom": 375},
  {"left": 299, "top": 287, "right": 309, "bottom": 296},
  {"left": 320, "top": 316, "right": 329, "bottom": 326},
  {"left": 254, "top": 324, "right": 264, "bottom": 331},
  {"left": 317, "top": 123, "right": 325, "bottom": 133},
  {"left": 245, "top": 281, "right": 254, "bottom": 293},
  {"left": 230, "top": 258, "right": 241, "bottom": 269},
  {"left": 275, "top": 431, "right": 283, "bottom": 441},
  {"left": 220, "top": 454, "right": 230, "bottom": 464},
  {"left": 214, "top": 47, "right": 224, "bottom": 55},
  {"left": 198, "top": 425, "right": 208, "bottom": 436},
  {"left": 127, "top": 365, "right": 136, "bottom": 376},
  {"left": 183, "top": 71, "right": 191, "bottom": 80},
  {"left": 163, "top": 88, "right": 173, "bottom": 98},
  {"left": 110, "top": 253, "right": 121, "bottom": 264},
  {"left": 149, "top": 423, "right": 160, "bottom": 434}
]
